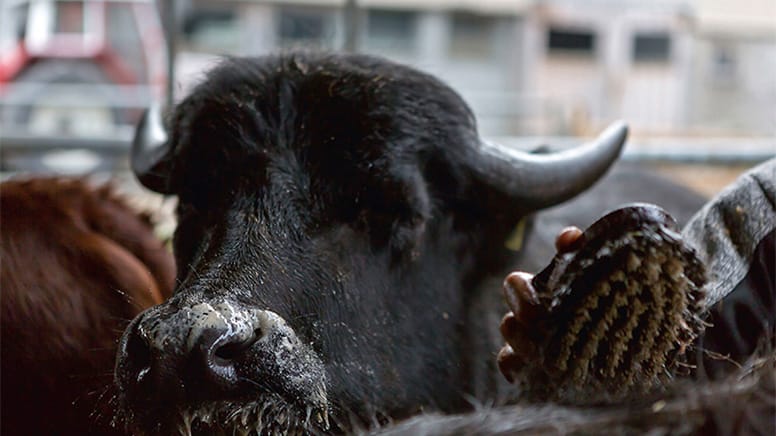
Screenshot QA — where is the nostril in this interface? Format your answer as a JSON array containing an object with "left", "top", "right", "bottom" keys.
[
  {"left": 125, "top": 329, "right": 153, "bottom": 382},
  {"left": 213, "top": 328, "right": 262, "bottom": 362}
]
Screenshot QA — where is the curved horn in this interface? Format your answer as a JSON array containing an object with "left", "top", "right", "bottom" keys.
[
  {"left": 131, "top": 105, "right": 174, "bottom": 194},
  {"left": 473, "top": 121, "right": 628, "bottom": 210}
]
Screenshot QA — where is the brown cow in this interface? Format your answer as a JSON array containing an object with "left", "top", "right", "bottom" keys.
[{"left": 1, "top": 177, "right": 175, "bottom": 435}]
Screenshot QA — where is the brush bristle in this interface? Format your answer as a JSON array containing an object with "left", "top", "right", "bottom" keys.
[{"left": 525, "top": 205, "right": 707, "bottom": 402}]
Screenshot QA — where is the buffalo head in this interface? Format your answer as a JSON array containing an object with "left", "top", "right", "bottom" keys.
[{"left": 116, "top": 52, "right": 626, "bottom": 434}]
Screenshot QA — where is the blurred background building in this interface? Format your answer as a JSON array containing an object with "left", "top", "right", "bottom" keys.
[
  {"left": 173, "top": 0, "right": 775, "bottom": 138},
  {"left": 1, "top": 0, "right": 774, "bottom": 190},
  {"left": 1, "top": 0, "right": 167, "bottom": 172}
]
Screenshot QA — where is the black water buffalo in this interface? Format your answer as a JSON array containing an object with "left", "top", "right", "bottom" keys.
[{"left": 115, "top": 52, "right": 648, "bottom": 434}]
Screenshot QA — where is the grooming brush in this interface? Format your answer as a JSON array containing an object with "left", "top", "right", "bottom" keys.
[{"left": 523, "top": 204, "right": 707, "bottom": 401}]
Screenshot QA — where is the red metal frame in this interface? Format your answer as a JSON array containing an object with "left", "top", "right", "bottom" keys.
[{"left": 0, "top": 0, "right": 166, "bottom": 91}]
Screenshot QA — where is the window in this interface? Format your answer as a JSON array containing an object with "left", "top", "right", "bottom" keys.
[
  {"left": 449, "top": 12, "right": 496, "bottom": 60},
  {"left": 182, "top": 8, "right": 240, "bottom": 53},
  {"left": 277, "top": 9, "right": 334, "bottom": 48},
  {"left": 366, "top": 9, "right": 417, "bottom": 52},
  {"left": 55, "top": 1, "right": 84, "bottom": 34},
  {"left": 547, "top": 27, "right": 596, "bottom": 55},
  {"left": 633, "top": 33, "right": 671, "bottom": 62}
]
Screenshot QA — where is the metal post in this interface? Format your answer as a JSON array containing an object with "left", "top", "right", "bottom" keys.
[
  {"left": 343, "top": 0, "right": 360, "bottom": 52},
  {"left": 162, "top": 0, "right": 176, "bottom": 107}
]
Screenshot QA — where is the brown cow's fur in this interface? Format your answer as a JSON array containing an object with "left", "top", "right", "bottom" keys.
[{"left": 1, "top": 177, "right": 175, "bottom": 435}]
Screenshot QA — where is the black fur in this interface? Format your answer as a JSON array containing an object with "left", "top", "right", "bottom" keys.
[
  {"left": 117, "top": 53, "right": 529, "bottom": 433},
  {"left": 115, "top": 52, "right": 714, "bottom": 434}
]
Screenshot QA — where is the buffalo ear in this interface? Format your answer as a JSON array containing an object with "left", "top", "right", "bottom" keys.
[
  {"left": 388, "top": 170, "right": 431, "bottom": 263},
  {"left": 131, "top": 105, "right": 174, "bottom": 194},
  {"left": 360, "top": 166, "right": 431, "bottom": 263}
]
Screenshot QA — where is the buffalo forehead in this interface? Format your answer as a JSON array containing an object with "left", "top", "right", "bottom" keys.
[{"left": 173, "top": 54, "right": 468, "bottom": 176}]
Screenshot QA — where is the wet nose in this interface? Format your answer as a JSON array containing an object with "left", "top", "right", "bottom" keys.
[
  {"left": 197, "top": 326, "right": 261, "bottom": 385},
  {"left": 115, "top": 302, "right": 268, "bottom": 402}
]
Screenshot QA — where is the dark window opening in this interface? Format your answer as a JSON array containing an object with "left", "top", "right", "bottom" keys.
[
  {"left": 450, "top": 12, "right": 496, "bottom": 60},
  {"left": 183, "top": 9, "right": 235, "bottom": 35},
  {"left": 547, "top": 28, "right": 595, "bottom": 54},
  {"left": 633, "top": 33, "right": 671, "bottom": 62},
  {"left": 366, "top": 9, "right": 417, "bottom": 52},
  {"left": 279, "top": 10, "right": 326, "bottom": 41},
  {"left": 182, "top": 8, "right": 239, "bottom": 52},
  {"left": 55, "top": 1, "right": 85, "bottom": 34}
]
